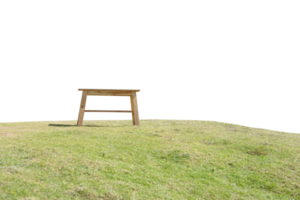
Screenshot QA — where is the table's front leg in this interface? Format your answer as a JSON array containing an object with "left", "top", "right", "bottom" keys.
[
  {"left": 77, "top": 91, "right": 88, "bottom": 126},
  {"left": 130, "top": 92, "right": 140, "bottom": 125},
  {"left": 128, "top": 95, "right": 141, "bottom": 119}
]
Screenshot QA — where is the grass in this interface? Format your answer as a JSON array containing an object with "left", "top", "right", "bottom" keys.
[{"left": 0, "top": 120, "right": 300, "bottom": 199}]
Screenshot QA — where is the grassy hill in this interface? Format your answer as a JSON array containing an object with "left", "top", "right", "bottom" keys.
[{"left": 0, "top": 120, "right": 300, "bottom": 199}]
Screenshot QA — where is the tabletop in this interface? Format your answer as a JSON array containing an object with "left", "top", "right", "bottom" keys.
[{"left": 78, "top": 89, "right": 140, "bottom": 92}]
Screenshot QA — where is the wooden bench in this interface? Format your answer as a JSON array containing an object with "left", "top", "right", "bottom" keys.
[{"left": 77, "top": 89, "right": 140, "bottom": 126}]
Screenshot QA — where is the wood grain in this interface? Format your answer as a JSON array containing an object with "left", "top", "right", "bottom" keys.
[{"left": 77, "top": 91, "right": 88, "bottom": 126}]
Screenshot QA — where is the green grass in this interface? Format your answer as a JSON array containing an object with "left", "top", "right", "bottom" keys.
[{"left": 0, "top": 120, "right": 300, "bottom": 199}]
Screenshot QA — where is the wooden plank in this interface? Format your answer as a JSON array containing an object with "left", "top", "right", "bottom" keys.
[
  {"left": 77, "top": 91, "right": 87, "bottom": 126},
  {"left": 130, "top": 95, "right": 135, "bottom": 125},
  {"left": 85, "top": 110, "right": 132, "bottom": 113},
  {"left": 79, "top": 88, "right": 140, "bottom": 92},
  {"left": 88, "top": 91, "right": 131, "bottom": 97}
]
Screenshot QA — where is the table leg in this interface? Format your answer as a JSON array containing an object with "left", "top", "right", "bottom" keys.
[
  {"left": 132, "top": 92, "right": 140, "bottom": 125},
  {"left": 77, "top": 91, "right": 88, "bottom": 126},
  {"left": 128, "top": 97, "right": 132, "bottom": 119},
  {"left": 128, "top": 95, "right": 142, "bottom": 119}
]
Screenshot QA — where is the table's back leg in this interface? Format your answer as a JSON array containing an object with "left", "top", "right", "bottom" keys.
[
  {"left": 83, "top": 96, "right": 90, "bottom": 119},
  {"left": 77, "top": 91, "right": 88, "bottom": 126},
  {"left": 128, "top": 97, "right": 132, "bottom": 119},
  {"left": 128, "top": 96, "right": 134, "bottom": 124}
]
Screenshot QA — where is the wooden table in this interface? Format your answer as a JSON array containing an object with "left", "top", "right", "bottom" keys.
[{"left": 77, "top": 89, "right": 140, "bottom": 126}]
